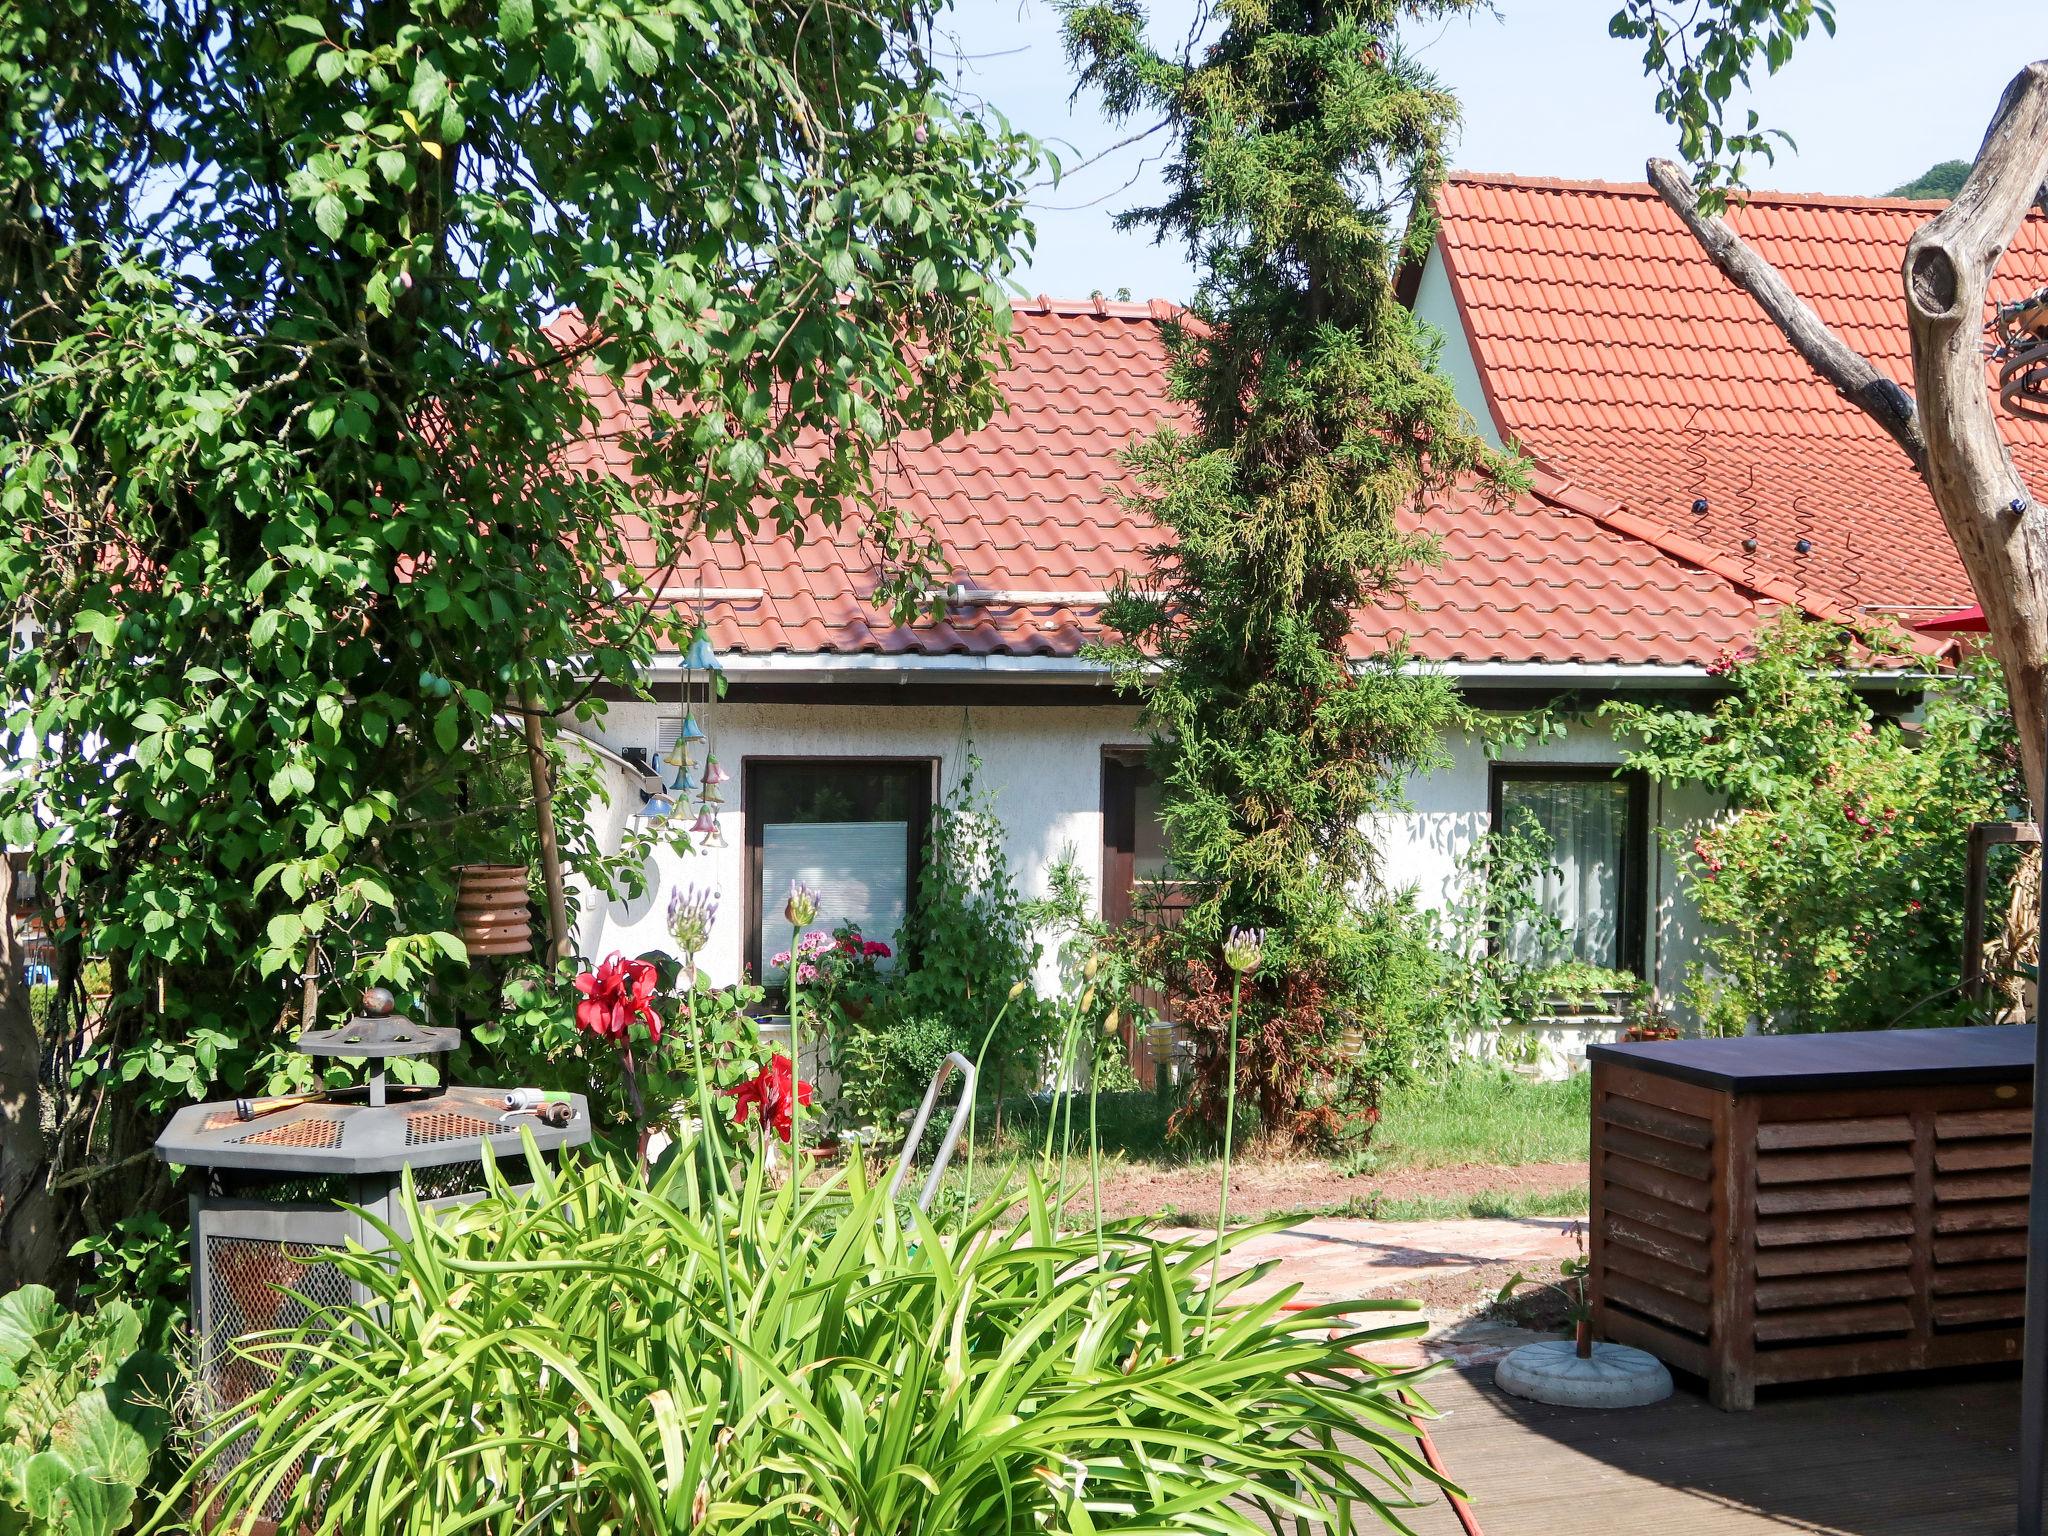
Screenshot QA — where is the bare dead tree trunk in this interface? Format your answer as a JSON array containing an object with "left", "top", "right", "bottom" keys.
[
  {"left": 1901, "top": 62, "right": 2048, "bottom": 818},
  {"left": 0, "top": 857, "right": 61, "bottom": 1288},
  {"left": 1648, "top": 61, "right": 2048, "bottom": 812}
]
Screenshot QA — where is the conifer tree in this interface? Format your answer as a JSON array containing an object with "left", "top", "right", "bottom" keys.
[{"left": 1064, "top": 0, "right": 1518, "bottom": 1136}]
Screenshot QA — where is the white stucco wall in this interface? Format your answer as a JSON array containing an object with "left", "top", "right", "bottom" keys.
[
  {"left": 567, "top": 698, "right": 1148, "bottom": 995},
  {"left": 1409, "top": 243, "right": 1504, "bottom": 451},
  {"left": 562, "top": 696, "right": 1721, "bottom": 1030}
]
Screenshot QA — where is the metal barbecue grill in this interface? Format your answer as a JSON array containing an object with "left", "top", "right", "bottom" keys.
[{"left": 155, "top": 988, "right": 590, "bottom": 1525}]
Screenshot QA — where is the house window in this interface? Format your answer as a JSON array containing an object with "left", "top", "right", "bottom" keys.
[
  {"left": 743, "top": 759, "right": 934, "bottom": 983},
  {"left": 1487, "top": 766, "right": 1648, "bottom": 974}
]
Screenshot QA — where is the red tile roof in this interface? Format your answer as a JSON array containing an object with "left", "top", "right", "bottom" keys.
[
  {"left": 1427, "top": 172, "right": 2048, "bottom": 619},
  {"left": 585, "top": 297, "right": 1835, "bottom": 671}
]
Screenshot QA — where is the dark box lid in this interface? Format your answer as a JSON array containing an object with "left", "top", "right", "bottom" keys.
[{"left": 1587, "top": 1024, "right": 2036, "bottom": 1094}]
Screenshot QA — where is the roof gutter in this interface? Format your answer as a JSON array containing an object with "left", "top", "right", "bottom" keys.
[{"left": 645, "top": 652, "right": 1935, "bottom": 690}]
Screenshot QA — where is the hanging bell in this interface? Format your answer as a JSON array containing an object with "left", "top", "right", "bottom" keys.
[
  {"left": 643, "top": 792, "right": 677, "bottom": 820},
  {"left": 679, "top": 713, "right": 706, "bottom": 743},
  {"left": 684, "top": 634, "right": 721, "bottom": 672},
  {"left": 667, "top": 763, "right": 698, "bottom": 794},
  {"left": 690, "top": 806, "right": 718, "bottom": 836},
  {"left": 662, "top": 736, "right": 694, "bottom": 771},
  {"left": 699, "top": 781, "right": 724, "bottom": 807},
  {"left": 702, "top": 757, "right": 730, "bottom": 787}
]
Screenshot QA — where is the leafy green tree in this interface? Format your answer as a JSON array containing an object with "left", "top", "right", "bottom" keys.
[
  {"left": 1888, "top": 159, "right": 1972, "bottom": 200},
  {"left": 1608, "top": 616, "right": 2023, "bottom": 1035},
  {"left": 1611, "top": 0, "right": 1837, "bottom": 206},
  {"left": 0, "top": 0, "right": 1033, "bottom": 1284},
  {"left": 1062, "top": 0, "right": 1517, "bottom": 1140}
]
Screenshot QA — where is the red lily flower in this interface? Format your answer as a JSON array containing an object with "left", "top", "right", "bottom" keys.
[
  {"left": 723, "top": 1054, "right": 814, "bottom": 1143},
  {"left": 573, "top": 952, "right": 662, "bottom": 1044}
]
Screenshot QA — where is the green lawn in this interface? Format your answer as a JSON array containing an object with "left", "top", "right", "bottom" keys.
[
  {"left": 927, "top": 1067, "right": 1592, "bottom": 1224},
  {"left": 1355, "top": 1066, "right": 1593, "bottom": 1174}
]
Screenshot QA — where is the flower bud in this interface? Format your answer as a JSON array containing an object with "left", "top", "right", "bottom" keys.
[
  {"left": 1222, "top": 926, "right": 1266, "bottom": 975},
  {"left": 784, "top": 879, "right": 820, "bottom": 927},
  {"left": 1007, "top": 979, "right": 1030, "bottom": 1001},
  {"left": 1101, "top": 1007, "right": 1120, "bottom": 1037}
]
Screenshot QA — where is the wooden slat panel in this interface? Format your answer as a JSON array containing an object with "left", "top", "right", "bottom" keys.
[
  {"left": 1932, "top": 1261, "right": 2027, "bottom": 1296},
  {"left": 1755, "top": 1239, "right": 1912, "bottom": 1277},
  {"left": 1755, "top": 1147, "right": 1916, "bottom": 1185},
  {"left": 1756, "top": 1116, "right": 1912, "bottom": 1150},
  {"left": 1935, "top": 1138, "right": 2030, "bottom": 1172},
  {"left": 1933, "top": 1292, "right": 2027, "bottom": 1327},
  {"left": 1602, "top": 1152, "right": 1712, "bottom": 1213},
  {"left": 1600, "top": 1181, "right": 1714, "bottom": 1242},
  {"left": 1755, "top": 1210, "right": 1915, "bottom": 1247},
  {"left": 1602, "top": 1095, "right": 1714, "bottom": 1149},
  {"left": 1754, "top": 1301, "right": 1913, "bottom": 1345},
  {"left": 1755, "top": 1179, "right": 1912, "bottom": 1216},
  {"left": 1598, "top": 1124, "right": 1712, "bottom": 1180},
  {"left": 1607, "top": 1213, "right": 1710, "bottom": 1274},
  {"left": 1603, "top": 1242, "right": 1714, "bottom": 1305},
  {"left": 1933, "top": 1168, "right": 2030, "bottom": 1202},
  {"left": 1604, "top": 1271, "right": 1711, "bottom": 1337},
  {"left": 1936, "top": 1108, "right": 2033, "bottom": 1139},
  {"left": 1936, "top": 1231, "right": 2028, "bottom": 1264},
  {"left": 1754, "top": 1269, "right": 1914, "bottom": 1311},
  {"left": 1934, "top": 1199, "right": 2030, "bottom": 1234}
]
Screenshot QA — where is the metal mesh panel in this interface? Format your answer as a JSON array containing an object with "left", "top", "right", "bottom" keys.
[
  {"left": 405, "top": 1109, "right": 503, "bottom": 1147},
  {"left": 200, "top": 1237, "right": 354, "bottom": 1522},
  {"left": 229, "top": 1116, "right": 344, "bottom": 1149}
]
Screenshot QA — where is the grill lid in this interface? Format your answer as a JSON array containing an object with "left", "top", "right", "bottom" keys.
[
  {"left": 154, "top": 1083, "right": 590, "bottom": 1175},
  {"left": 296, "top": 986, "right": 459, "bottom": 1060}
]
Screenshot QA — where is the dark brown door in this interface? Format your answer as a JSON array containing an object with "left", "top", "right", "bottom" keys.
[{"left": 1102, "top": 751, "right": 1193, "bottom": 1088}]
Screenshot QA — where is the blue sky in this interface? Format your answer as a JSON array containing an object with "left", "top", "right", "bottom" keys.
[{"left": 936, "top": 0, "right": 2048, "bottom": 302}]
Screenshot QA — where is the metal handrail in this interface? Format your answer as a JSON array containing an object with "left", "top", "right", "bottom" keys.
[{"left": 887, "top": 1051, "right": 976, "bottom": 1211}]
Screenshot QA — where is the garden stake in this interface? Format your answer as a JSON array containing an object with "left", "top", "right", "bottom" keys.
[{"left": 1280, "top": 1301, "right": 1485, "bottom": 1536}]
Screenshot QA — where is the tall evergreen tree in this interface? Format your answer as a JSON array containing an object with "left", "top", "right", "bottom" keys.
[{"left": 1064, "top": 0, "right": 1517, "bottom": 1137}]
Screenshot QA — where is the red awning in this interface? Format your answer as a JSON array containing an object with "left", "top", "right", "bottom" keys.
[{"left": 1914, "top": 605, "right": 1989, "bottom": 633}]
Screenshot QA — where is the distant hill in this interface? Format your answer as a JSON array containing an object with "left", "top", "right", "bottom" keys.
[{"left": 1887, "top": 160, "right": 1971, "bottom": 200}]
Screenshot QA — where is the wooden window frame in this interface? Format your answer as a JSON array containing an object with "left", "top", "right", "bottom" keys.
[
  {"left": 1485, "top": 763, "right": 1650, "bottom": 977},
  {"left": 741, "top": 756, "right": 937, "bottom": 983}
]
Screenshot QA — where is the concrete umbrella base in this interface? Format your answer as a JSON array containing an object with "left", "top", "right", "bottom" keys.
[{"left": 1495, "top": 1338, "right": 1674, "bottom": 1409}]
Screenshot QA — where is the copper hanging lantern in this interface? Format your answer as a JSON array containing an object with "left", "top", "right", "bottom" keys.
[{"left": 454, "top": 864, "right": 534, "bottom": 958}]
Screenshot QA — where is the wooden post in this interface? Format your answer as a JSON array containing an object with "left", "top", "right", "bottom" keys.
[
  {"left": 520, "top": 686, "right": 572, "bottom": 971},
  {"left": 2019, "top": 743, "right": 2048, "bottom": 1534},
  {"left": 1965, "top": 822, "right": 2041, "bottom": 1003}
]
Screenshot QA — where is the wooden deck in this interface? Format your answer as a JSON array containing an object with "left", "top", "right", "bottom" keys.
[{"left": 1391, "top": 1365, "right": 2018, "bottom": 1534}]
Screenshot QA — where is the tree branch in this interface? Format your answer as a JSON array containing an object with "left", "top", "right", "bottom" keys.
[{"left": 1647, "top": 157, "right": 1927, "bottom": 475}]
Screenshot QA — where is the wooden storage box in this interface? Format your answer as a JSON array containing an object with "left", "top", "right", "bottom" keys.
[{"left": 1587, "top": 1026, "right": 2033, "bottom": 1410}]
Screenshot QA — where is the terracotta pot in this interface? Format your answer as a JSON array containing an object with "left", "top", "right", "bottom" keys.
[{"left": 454, "top": 864, "right": 533, "bottom": 958}]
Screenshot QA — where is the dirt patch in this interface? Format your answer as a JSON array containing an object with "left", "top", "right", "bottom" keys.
[{"left": 1078, "top": 1157, "right": 1588, "bottom": 1223}]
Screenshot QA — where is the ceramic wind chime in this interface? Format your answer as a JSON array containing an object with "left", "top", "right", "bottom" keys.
[{"left": 654, "top": 623, "right": 726, "bottom": 848}]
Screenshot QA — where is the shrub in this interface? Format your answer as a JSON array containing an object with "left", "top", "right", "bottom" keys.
[
  {"left": 0, "top": 1287, "right": 172, "bottom": 1536},
  {"left": 824, "top": 760, "right": 1058, "bottom": 1128},
  {"left": 1608, "top": 616, "right": 2024, "bottom": 1034},
  {"left": 176, "top": 1147, "right": 1455, "bottom": 1535}
]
